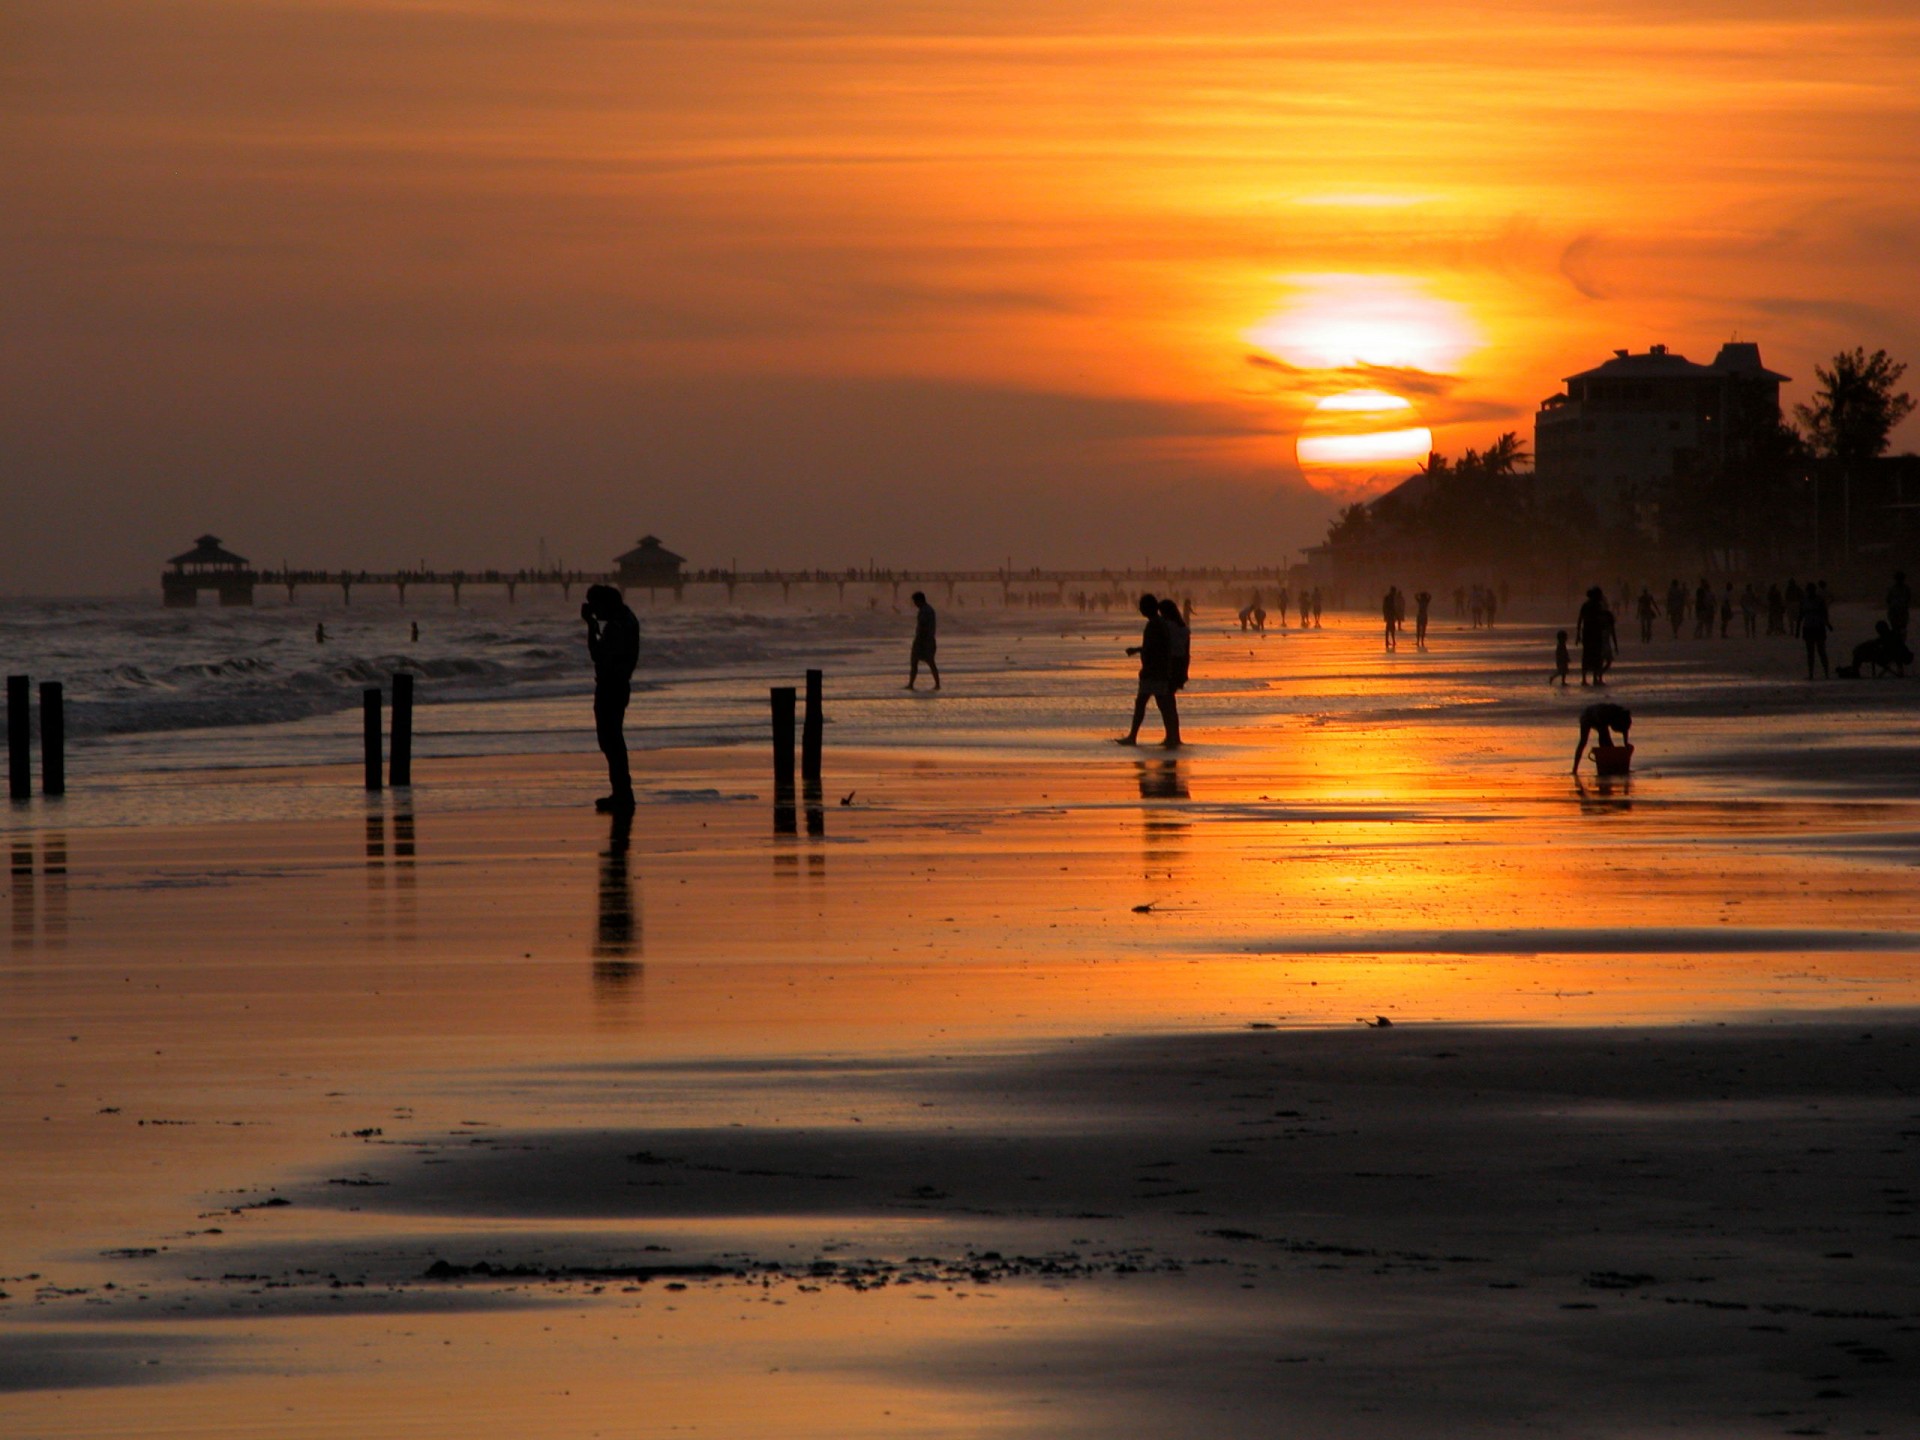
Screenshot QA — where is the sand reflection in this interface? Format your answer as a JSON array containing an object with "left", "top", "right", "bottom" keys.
[
  {"left": 1137, "top": 758, "right": 1188, "bottom": 875},
  {"left": 593, "top": 808, "right": 642, "bottom": 1001}
]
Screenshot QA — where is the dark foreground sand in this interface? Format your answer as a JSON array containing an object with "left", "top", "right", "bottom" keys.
[{"left": 11, "top": 1021, "right": 1919, "bottom": 1437}]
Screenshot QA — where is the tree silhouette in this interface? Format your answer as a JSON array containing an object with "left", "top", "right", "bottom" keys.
[
  {"left": 1321, "top": 433, "right": 1536, "bottom": 568},
  {"left": 1795, "top": 348, "right": 1915, "bottom": 470},
  {"left": 1794, "top": 348, "right": 1913, "bottom": 561}
]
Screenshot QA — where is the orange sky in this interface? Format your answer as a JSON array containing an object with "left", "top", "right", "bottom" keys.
[{"left": 5, "top": 0, "right": 1919, "bottom": 589}]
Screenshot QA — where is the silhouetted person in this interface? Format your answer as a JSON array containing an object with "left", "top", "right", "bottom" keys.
[
  {"left": 410, "top": 621, "right": 419, "bottom": 643},
  {"left": 315, "top": 622, "right": 326, "bottom": 645},
  {"left": 1414, "top": 590, "right": 1431, "bottom": 649},
  {"left": 1840, "top": 620, "right": 1913, "bottom": 678},
  {"left": 1887, "top": 570, "right": 1912, "bottom": 645},
  {"left": 1785, "top": 577, "right": 1804, "bottom": 637},
  {"left": 1552, "top": 629, "right": 1571, "bottom": 686},
  {"left": 1575, "top": 587, "right": 1613, "bottom": 685},
  {"left": 1276, "top": 587, "right": 1290, "bottom": 627},
  {"left": 1119, "top": 593, "right": 1180, "bottom": 747},
  {"left": 906, "top": 591, "right": 940, "bottom": 690},
  {"left": 1694, "top": 578, "right": 1714, "bottom": 638},
  {"left": 1311, "top": 589, "right": 1323, "bottom": 627},
  {"left": 1159, "top": 598, "right": 1191, "bottom": 693},
  {"left": 1666, "top": 578, "right": 1687, "bottom": 639},
  {"left": 1739, "top": 583, "right": 1758, "bottom": 638},
  {"left": 1382, "top": 587, "right": 1399, "bottom": 651},
  {"left": 1719, "top": 583, "right": 1734, "bottom": 639},
  {"left": 583, "top": 583, "right": 640, "bottom": 811},
  {"left": 1636, "top": 587, "right": 1658, "bottom": 643},
  {"left": 1573, "top": 702, "right": 1632, "bottom": 773},
  {"left": 1802, "top": 581, "right": 1831, "bottom": 679}
]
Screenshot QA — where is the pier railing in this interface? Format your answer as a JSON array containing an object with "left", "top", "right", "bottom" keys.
[{"left": 165, "top": 564, "right": 1303, "bottom": 606}]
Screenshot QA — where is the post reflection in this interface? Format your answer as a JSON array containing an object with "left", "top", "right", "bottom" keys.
[
  {"left": 391, "top": 811, "right": 417, "bottom": 939},
  {"left": 10, "top": 838, "right": 32, "bottom": 948},
  {"left": 7, "top": 834, "right": 69, "bottom": 952},
  {"left": 1137, "top": 759, "right": 1189, "bottom": 875},
  {"left": 361, "top": 804, "right": 423, "bottom": 941},
  {"left": 593, "top": 808, "right": 642, "bottom": 997},
  {"left": 41, "top": 833, "right": 66, "bottom": 949}
]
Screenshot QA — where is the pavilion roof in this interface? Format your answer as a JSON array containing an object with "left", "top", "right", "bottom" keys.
[
  {"left": 616, "top": 535, "right": 685, "bottom": 565},
  {"left": 169, "top": 534, "right": 250, "bottom": 567}
]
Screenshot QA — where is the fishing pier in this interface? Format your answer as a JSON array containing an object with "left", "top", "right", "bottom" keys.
[{"left": 162, "top": 535, "right": 1297, "bottom": 609}]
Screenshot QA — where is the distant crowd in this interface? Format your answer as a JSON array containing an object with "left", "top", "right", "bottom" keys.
[
  {"left": 1234, "top": 587, "right": 1323, "bottom": 631},
  {"left": 1559, "top": 571, "right": 1913, "bottom": 684}
]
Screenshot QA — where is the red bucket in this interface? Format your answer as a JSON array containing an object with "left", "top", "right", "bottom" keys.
[{"left": 1592, "top": 742, "right": 1633, "bottom": 776}]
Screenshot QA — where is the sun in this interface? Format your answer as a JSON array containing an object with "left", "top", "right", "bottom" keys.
[
  {"left": 1245, "top": 274, "right": 1474, "bottom": 500},
  {"left": 1294, "top": 391, "right": 1432, "bottom": 503}
]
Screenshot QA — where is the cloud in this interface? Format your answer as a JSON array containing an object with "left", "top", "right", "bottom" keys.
[{"left": 1558, "top": 233, "right": 1610, "bottom": 301}]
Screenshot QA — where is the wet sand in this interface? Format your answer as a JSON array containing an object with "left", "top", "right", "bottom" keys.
[{"left": 5, "top": 619, "right": 1920, "bottom": 1435}]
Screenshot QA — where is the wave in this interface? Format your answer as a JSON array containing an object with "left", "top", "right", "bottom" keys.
[{"left": 0, "top": 596, "right": 910, "bottom": 741}]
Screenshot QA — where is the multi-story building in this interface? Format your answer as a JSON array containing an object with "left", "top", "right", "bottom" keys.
[{"left": 1534, "top": 342, "right": 1789, "bottom": 529}]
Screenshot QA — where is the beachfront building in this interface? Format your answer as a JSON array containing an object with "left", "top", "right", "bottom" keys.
[
  {"left": 615, "top": 535, "right": 686, "bottom": 592},
  {"left": 162, "top": 534, "right": 255, "bottom": 607},
  {"left": 1534, "top": 342, "right": 1789, "bottom": 532}
]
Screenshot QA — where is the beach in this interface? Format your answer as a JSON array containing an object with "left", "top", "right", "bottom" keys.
[{"left": 4, "top": 605, "right": 1919, "bottom": 1437}]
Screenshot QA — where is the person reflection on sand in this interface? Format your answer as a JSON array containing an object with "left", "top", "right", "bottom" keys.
[
  {"left": 594, "top": 807, "right": 639, "bottom": 964},
  {"left": 1137, "top": 758, "right": 1188, "bottom": 801},
  {"left": 1137, "top": 758, "right": 1189, "bottom": 874},
  {"left": 1572, "top": 774, "right": 1633, "bottom": 814}
]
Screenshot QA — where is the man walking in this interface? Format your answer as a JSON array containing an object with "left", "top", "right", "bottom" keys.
[
  {"left": 582, "top": 584, "right": 640, "bottom": 812},
  {"left": 906, "top": 591, "right": 941, "bottom": 690},
  {"left": 1118, "top": 593, "right": 1180, "bottom": 747}
]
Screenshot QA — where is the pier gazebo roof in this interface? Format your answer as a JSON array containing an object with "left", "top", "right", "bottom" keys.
[
  {"left": 169, "top": 534, "right": 251, "bottom": 569},
  {"left": 615, "top": 535, "right": 685, "bottom": 566}
]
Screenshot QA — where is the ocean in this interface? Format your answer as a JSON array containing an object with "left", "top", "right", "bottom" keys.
[
  {"left": 4, "top": 590, "right": 1900, "bottom": 833},
  {"left": 0, "top": 591, "right": 1204, "bottom": 830}
]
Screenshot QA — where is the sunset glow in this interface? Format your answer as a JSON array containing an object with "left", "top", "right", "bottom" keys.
[
  {"left": 1248, "top": 277, "right": 1479, "bottom": 376},
  {"left": 4, "top": 1, "right": 1920, "bottom": 583}
]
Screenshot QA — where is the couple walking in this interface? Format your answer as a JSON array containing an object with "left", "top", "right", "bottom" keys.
[{"left": 1118, "top": 594, "right": 1189, "bottom": 747}]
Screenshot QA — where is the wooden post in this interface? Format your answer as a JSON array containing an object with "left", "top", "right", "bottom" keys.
[
  {"left": 771, "top": 685, "right": 796, "bottom": 833},
  {"left": 802, "top": 669, "right": 823, "bottom": 783},
  {"left": 6, "top": 675, "right": 28, "bottom": 801},
  {"left": 389, "top": 672, "right": 414, "bottom": 787},
  {"left": 771, "top": 686, "right": 796, "bottom": 789},
  {"left": 38, "top": 682, "right": 63, "bottom": 797},
  {"left": 363, "top": 688, "right": 382, "bottom": 791}
]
